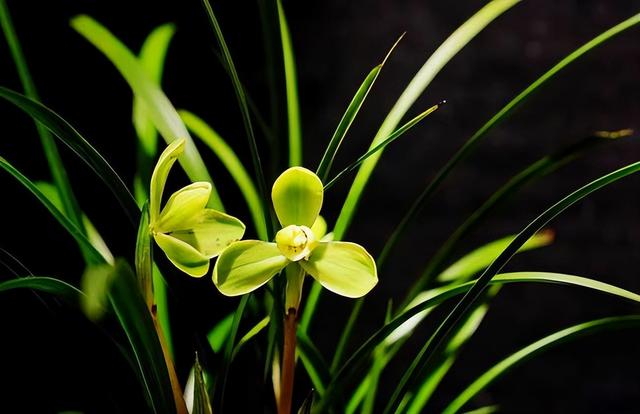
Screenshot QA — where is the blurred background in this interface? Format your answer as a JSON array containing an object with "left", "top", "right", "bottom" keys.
[{"left": 0, "top": 0, "right": 639, "bottom": 412}]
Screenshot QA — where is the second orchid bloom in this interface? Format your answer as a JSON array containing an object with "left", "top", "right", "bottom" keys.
[{"left": 213, "top": 166, "right": 378, "bottom": 311}]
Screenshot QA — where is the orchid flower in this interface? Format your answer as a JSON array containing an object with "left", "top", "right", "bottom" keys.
[
  {"left": 213, "top": 167, "right": 377, "bottom": 311},
  {"left": 149, "top": 139, "right": 245, "bottom": 277}
]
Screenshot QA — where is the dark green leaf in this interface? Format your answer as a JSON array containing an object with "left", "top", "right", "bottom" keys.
[
  {"left": 382, "top": 161, "right": 640, "bottom": 413},
  {"left": 443, "top": 316, "right": 640, "bottom": 413},
  {"left": 0, "top": 87, "right": 139, "bottom": 224},
  {"left": 108, "top": 259, "right": 176, "bottom": 414},
  {"left": 0, "top": 156, "right": 105, "bottom": 265},
  {"left": 200, "top": 0, "right": 270, "bottom": 226}
]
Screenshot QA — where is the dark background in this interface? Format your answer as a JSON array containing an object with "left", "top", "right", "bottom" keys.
[{"left": 1, "top": 0, "right": 639, "bottom": 413}]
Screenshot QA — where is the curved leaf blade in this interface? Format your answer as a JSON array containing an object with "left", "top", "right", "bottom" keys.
[
  {"left": 0, "top": 156, "right": 106, "bottom": 265},
  {"left": 70, "top": 15, "right": 223, "bottom": 211},
  {"left": 319, "top": 269, "right": 640, "bottom": 410},
  {"left": 180, "top": 110, "right": 267, "bottom": 240},
  {"left": 381, "top": 12, "right": 640, "bottom": 269},
  {"left": 443, "top": 315, "right": 640, "bottom": 413},
  {"left": 382, "top": 161, "right": 640, "bottom": 413}
]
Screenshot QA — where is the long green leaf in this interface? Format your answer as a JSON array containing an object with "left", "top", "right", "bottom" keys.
[
  {"left": 302, "top": 0, "right": 520, "bottom": 335},
  {"left": 35, "top": 181, "right": 114, "bottom": 264},
  {"left": 276, "top": 0, "right": 301, "bottom": 166},
  {"left": 0, "top": 276, "right": 83, "bottom": 301},
  {"left": 382, "top": 161, "right": 640, "bottom": 413},
  {"left": 0, "top": 87, "right": 139, "bottom": 224},
  {"left": 180, "top": 110, "right": 267, "bottom": 240},
  {"left": 316, "top": 65, "right": 381, "bottom": 182},
  {"left": 0, "top": 156, "right": 105, "bottom": 265},
  {"left": 207, "top": 313, "right": 234, "bottom": 354},
  {"left": 199, "top": 1, "right": 269, "bottom": 221},
  {"left": 297, "top": 329, "right": 330, "bottom": 395},
  {"left": 0, "top": 0, "right": 86, "bottom": 245},
  {"left": 316, "top": 35, "right": 403, "bottom": 182},
  {"left": 215, "top": 295, "right": 249, "bottom": 411},
  {"left": 318, "top": 269, "right": 640, "bottom": 410},
  {"left": 333, "top": 0, "right": 520, "bottom": 240},
  {"left": 406, "top": 288, "right": 499, "bottom": 414},
  {"left": 443, "top": 315, "right": 640, "bottom": 413},
  {"left": 108, "top": 259, "right": 176, "bottom": 414},
  {"left": 380, "top": 12, "right": 640, "bottom": 269},
  {"left": 134, "top": 23, "right": 176, "bottom": 158},
  {"left": 231, "top": 316, "right": 270, "bottom": 360},
  {"left": 438, "top": 230, "right": 554, "bottom": 283},
  {"left": 71, "top": 15, "right": 224, "bottom": 211},
  {"left": 324, "top": 103, "right": 442, "bottom": 190},
  {"left": 398, "top": 133, "right": 629, "bottom": 305}
]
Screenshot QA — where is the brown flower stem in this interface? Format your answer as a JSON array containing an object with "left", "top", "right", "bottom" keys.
[
  {"left": 152, "top": 305, "right": 189, "bottom": 414},
  {"left": 279, "top": 309, "right": 298, "bottom": 414}
]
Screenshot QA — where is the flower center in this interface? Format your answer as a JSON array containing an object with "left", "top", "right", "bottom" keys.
[{"left": 275, "top": 225, "right": 316, "bottom": 261}]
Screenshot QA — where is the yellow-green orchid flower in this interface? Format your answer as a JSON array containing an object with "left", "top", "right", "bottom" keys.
[
  {"left": 213, "top": 167, "right": 377, "bottom": 309},
  {"left": 150, "top": 139, "right": 245, "bottom": 277}
]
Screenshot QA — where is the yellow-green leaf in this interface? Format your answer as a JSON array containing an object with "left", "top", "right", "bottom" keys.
[
  {"left": 272, "top": 167, "right": 323, "bottom": 227},
  {"left": 300, "top": 242, "right": 377, "bottom": 298},
  {"left": 213, "top": 241, "right": 288, "bottom": 296}
]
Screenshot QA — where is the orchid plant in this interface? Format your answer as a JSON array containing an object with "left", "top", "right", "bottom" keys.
[{"left": 1, "top": 1, "right": 639, "bottom": 413}]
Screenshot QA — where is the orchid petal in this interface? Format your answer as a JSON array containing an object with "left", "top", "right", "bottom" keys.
[
  {"left": 300, "top": 241, "right": 377, "bottom": 298},
  {"left": 213, "top": 240, "right": 288, "bottom": 296},
  {"left": 155, "top": 181, "right": 210, "bottom": 232},
  {"left": 154, "top": 232, "right": 210, "bottom": 277},
  {"left": 169, "top": 209, "right": 245, "bottom": 258},
  {"left": 150, "top": 138, "right": 185, "bottom": 221}
]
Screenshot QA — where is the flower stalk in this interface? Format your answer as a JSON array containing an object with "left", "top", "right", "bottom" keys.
[{"left": 279, "top": 308, "right": 298, "bottom": 414}]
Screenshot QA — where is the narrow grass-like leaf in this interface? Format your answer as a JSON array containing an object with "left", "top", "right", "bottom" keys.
[
  {"left": 231, "top": 316, "right": 270, "bottom": 360},
  {"left": 134, "top": 23, "right": 176, "bottom": 158},
  {"left": 443, "top": 315, "right": 640, "bottom": 414},
  {"left": 316, "top": 65, "right": 381, "bottom": 181},
  {"left": 396, "top": 132, "right": 631, "bottom": 304},
  {"left": 71, "top": 15, "right": 224, "bottom": 211},
  {"left": 303, "top": 0, "right": 520, "bottom": 335},
  {"left": 316, "top": 34, "right": 403, "bottom": 182},
  {"left": 438, "top": 230, "right": 554, "bottom": 283},
  {"left": 318, "top": 269, "right": 640, "bottom": 410},
  {"left": 215, "top": 295, "right": 249, "bottom": 411},
  {"left": 0, "top": 276, "right": 83, "bottom": 302},
  {"left": 297, "top": 329, "right": 330, "bottom": 395},
  {"left": 35, "top": 181, "right": 114, "bottom": 264},
  {"left": 208, "top": 313, "right": 234, "bottom": 354},
  {"left": 0, "top": 156, "right": 105, "bottom": 265},
  {"left": 276, "top": 0, "right": 301, "bottom": 166},
  {"left": 324, "top": 103, "right": 442, "bottom": 190},
  {"left": 108, "top": 259, "right": 176, "bottom": 414},
  {"left": 152, "top": 264, "right": 173, "bottom": 358},
  {"left": 0, "top": 0, "right": 86, "bottom": 243},
  {"left": 200, "top": 1, "right": 269, "bottom": 223},
  {"left": 406, "top": 289, "right": 498, "bottom": 414},
  {"left": 380, "top": 12, "right": 640, "bottom": 269},
  {"left": 180, "top": 110, "right": 267, "bottom": 240},
  {"left": 333, "top": 0, "right": 520, "bottom": 240},
  {"left": 0, "top": 87, "right": 139, "bottom": 224},
  {"left": 382, "top": 161, "right": 640, "bottom": 414}
]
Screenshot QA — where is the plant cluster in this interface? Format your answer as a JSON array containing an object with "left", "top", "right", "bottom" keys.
[{"left": 0, "top": 0, "right": 639, "bottom": 413}]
